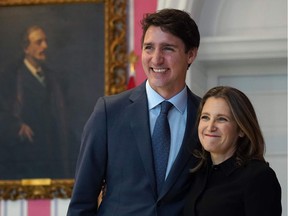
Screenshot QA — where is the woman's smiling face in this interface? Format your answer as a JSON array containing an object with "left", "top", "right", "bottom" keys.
[{"left": 198, "top": 97, "right": 242, "bottom": 164}]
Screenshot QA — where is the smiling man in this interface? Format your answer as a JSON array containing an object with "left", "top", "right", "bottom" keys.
[{"left": 67, "top": 9, "right": 201, "bottom": 216}]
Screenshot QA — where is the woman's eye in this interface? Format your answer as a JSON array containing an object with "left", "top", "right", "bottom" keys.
[
  {"left": 217, "top": 117, "right": 228, "bottom": 122},
  {"left": 200, "top": 115, "right": 209, "bottom": 120}
]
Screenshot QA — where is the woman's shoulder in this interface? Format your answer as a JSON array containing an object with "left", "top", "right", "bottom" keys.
[
  {"left": 241, "top": 159, "right": 280, "bottom": 185},
  {"left": 244, "top": 159, "right": 274, "bottom": 173}
]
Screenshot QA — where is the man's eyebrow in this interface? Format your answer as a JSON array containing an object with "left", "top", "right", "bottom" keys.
[
  {"left": 143, "top": 42, "right": 177, "bottom": 47},
  {"left": 143, "top": 42, "right": 153, "bottom": 46},
  {"left": 161, "top": 43, "right": 177, "bottom": 47}
]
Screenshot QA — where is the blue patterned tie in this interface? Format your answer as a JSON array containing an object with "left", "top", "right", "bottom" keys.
[{"left": 152, "top": 101, "right": 173, "bottom": 194}]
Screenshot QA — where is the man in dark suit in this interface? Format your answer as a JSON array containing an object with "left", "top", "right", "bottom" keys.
[
  {"left": 67, "top": 9, "right": 201, "bottom": 216},
  {"left": 0, "top": 25, "right": 68, "bottom": 178}
]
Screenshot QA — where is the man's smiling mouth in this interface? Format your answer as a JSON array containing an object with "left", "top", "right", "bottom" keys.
[{"left": 152, "top": 68, "right": 168, "bottom": 73}]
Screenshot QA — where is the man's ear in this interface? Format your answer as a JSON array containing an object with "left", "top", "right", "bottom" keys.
[{"left": 187, "top": 48, "right": 198, "bottom": 65}]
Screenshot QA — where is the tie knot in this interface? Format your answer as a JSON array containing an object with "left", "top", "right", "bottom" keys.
[
  {"left": 160, "top": 101, "right": 173, "bottom": 115},
  {"left": 36, "top": 69, "right": 44, "bottom": 77}
]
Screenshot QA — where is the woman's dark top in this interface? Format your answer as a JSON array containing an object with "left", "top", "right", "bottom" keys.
[{"left": 183, "top": 156, "right": 282, "bottom": 216}]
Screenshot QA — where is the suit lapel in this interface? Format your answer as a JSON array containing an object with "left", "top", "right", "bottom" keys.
[{"left": 127, "top": 83, "right": 157, "bottom": 196}]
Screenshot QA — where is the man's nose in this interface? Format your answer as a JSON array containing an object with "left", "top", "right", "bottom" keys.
[
  {"left": 151, "top": 49, "right": 164, "bottom": 65},
  {"left": 42, "top": 41, "right": 48, "bottom": 49}
]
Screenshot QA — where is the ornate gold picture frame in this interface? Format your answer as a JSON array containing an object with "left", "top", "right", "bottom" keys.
[{"left": 0, "top": 0, "right": 127, "bottom": 200}]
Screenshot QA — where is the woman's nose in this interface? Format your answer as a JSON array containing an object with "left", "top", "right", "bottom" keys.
[{"left": 207, "top": 121, "right": 216, "bottom": 131}]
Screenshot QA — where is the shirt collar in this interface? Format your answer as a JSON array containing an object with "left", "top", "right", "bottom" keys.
[
  {"left": 24, "top": 58, "right": 42, "bottom": 76},
  {"left": 210, "top": 156, "right": 239, "bottom": 176},
  {"left": 145, "top": 80, "right": 187, "bottom": 114}
]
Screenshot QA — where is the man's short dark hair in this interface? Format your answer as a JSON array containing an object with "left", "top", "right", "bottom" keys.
[{"left": 141, "top": 8, "right": 200, "bottom": 53}]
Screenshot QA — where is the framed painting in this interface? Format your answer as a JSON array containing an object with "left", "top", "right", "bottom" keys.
[{"left": 0, "top": 0, "right": 127, "bottom": 199}]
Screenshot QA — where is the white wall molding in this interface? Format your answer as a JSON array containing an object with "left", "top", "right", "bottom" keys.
[{"left": 197, "top": 36, "right": 287, "bottom": 62}]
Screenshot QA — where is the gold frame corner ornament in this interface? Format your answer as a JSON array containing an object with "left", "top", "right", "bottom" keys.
[
  {"left": 0, "top": 0, "right": 127, "bottom": 200},
  {"left": 0, "top": 179, "right": 74, "bottom": 200}
]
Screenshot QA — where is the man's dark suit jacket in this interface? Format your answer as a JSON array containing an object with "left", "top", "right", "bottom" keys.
[
  {"left": 67, "top": 81, "right": 201, "bottom": 216},
  {"left": 0, "top": 62, "right": 68, "bottom": 179}
]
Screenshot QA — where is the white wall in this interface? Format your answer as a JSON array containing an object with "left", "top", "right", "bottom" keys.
[{"left": 185, "top": 0, "right": 287, "bottom": 214}]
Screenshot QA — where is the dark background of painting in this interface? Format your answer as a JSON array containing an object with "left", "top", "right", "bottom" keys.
[{"left": 0, "top": 3, "right": 105, "bottom": 179}]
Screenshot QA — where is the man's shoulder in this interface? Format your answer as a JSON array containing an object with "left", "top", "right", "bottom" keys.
[
  {"left": 186, "top": 87, "right": 201, "bottom": 107},
  {"left": 104, "top": 82, "right": 146, "bottom": 101}
]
